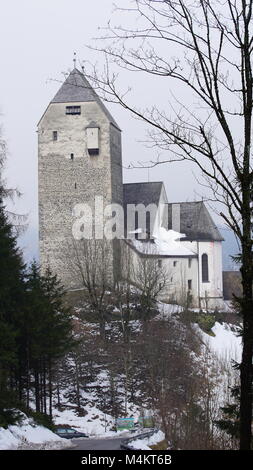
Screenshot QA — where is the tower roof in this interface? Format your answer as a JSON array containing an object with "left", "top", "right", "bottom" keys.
[{"left": 50, "top": 68, "right": 120, "bottom": 129}]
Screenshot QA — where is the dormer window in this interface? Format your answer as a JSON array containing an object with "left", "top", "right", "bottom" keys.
[
  {"left": 86, "top": 126, "right": 99, "bottom": 156},
  {"left": 66, "top": 106, "right": 81, "bottom": 115}
]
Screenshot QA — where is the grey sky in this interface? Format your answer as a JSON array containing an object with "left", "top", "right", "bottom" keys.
[{"left": 0, "top": 0, "right": 234, "bottom": 264}]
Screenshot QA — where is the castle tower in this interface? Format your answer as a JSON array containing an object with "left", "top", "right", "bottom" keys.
[{"left": 38, "top": 68, "right": 123, "bottom": 288}]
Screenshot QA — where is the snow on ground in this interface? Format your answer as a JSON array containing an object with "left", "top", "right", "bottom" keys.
[
  {"left": 195, "top": 321, "right": 242, "bottom": 415},
  {"left": 129, "top": 430, "right": 166, "bottom": 450},
  {"left": 201, "top": 322, "right": 242, "bottom": 362},
  {"left": 54, "top": 406, "right": 114, "bottom": 436},
  {"left": 53, "top": 404, "right": 137, "bottom": 438},
  {"left": 0, "top": 412, "right": 71, "bottom": 450},
  {"left": 0, "top": 428, "right": 20, "bottom": 450},
  {"left": 156, "top": 301, "right": 183, "bottom": 319}
]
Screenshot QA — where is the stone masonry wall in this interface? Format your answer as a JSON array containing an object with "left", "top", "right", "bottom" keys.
[{"left": 38, "top": 101, "right": 123, "bottom": 289}]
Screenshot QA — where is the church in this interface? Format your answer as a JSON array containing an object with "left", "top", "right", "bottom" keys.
[{"left": 38, "top": 68, "right": 224, "bottom": 308}]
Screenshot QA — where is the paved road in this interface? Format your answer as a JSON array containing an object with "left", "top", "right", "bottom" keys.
[{"left": 68, "top": 437, "right": 125, "bottom": 450}]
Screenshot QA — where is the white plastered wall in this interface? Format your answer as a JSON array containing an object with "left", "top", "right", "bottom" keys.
[{"left": 198, "top": 241, "right": 223, "bottom": 308}]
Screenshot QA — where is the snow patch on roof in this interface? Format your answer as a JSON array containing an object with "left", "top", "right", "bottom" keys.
[{"left": 133, "top": 227, "right": 196, "bottom": 257}]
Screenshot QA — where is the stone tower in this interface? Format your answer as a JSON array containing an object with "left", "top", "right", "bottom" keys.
[{"left": 38, "top": 68, "right": 123, "bottom": 289}]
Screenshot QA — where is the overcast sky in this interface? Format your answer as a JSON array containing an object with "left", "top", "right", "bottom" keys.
[{"left": 0, "top": 0, "right": 235, "bottom": 263}]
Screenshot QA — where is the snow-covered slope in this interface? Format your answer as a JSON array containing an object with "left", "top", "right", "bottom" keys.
[
  {"left": 201, "top": 322, "right": 242, "bottom": 362},
  {"left": 0, "top": 412, "right": 71, "bottom": 450},
  {"left": 129, "top": 430, "right": 166, "bottom": 450}
]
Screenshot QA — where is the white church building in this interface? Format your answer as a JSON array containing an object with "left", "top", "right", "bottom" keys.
[
  {"left": 123, "top": 182, "right": 224, "bottom": 308},
  {"left": 38, "top": 68, "right": 224, "bottom": 309}
]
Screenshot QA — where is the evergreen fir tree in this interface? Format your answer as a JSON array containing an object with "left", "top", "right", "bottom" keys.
[
  {"left": 215, "top": 386, "right": 240, "bottom": 441},
  {"left": 0, "top": 198, "right": 26, "bottom": 426},
  {"left": 17, "top": 261, "right": 76, "bottom": 417}
]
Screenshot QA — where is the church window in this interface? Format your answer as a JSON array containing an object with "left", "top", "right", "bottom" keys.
[
  {"left": 53, "top": 131, "right": 58, "bottom": 141},
  {"left": 135, "top": 212, "right": 139, "bottom": 239},
  {"left": 146, "top": 212, "right": 151, "bottom": 238},
  {"left": 188, "top": 279, "right": 192, "bottom": 290},
  {"left": 70, "top": 153, "right": 74, "bottom": 160},
  {"left": 66, "top": 106, "right": 81, "bottom": 115},
  {"left": 202, "top": 253, "right": 209, "bottom": 282},
  {"left": 188, "top": 258, "right": 192, "bottom": 268}
]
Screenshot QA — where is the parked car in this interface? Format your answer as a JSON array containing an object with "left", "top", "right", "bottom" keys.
[{"left": 55, "top": 427, "right": 88, "bottom": 439}]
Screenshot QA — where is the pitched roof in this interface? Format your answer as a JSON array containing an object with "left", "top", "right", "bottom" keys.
[
  {"left": 51, "top": 68, "right": 120, "bottom": 129},
  {"left": 123, "top": 182, "right": 164, "bottom": 207},
  {"left": 122, "top": 184, "right": 222, "bottom": 242},
  {"left": 123, "top": 182, "right": 164, "bottom": 237},
  {"left": 167, "top": 201, "right": 224, "bottom": 241}
]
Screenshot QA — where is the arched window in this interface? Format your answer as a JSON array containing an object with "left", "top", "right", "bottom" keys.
[
  {"left": 202, "top": 253, "right": 209, "bottom": 282},
  {"left": 146, "top": 212, "right": 150, "bottom": 238}
]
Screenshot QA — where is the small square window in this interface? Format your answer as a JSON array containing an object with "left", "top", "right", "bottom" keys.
[
  {"left": 66, "top": 106, "right": 81, "bottom": 115},
  {"left": 53, "top": 131, "right": 58, "bottom": 141}
]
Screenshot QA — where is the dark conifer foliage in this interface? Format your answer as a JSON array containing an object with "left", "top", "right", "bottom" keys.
[
  {"left": 0, "top": 187, "right": 75, "bottom": 424},
  {"left": 17, "top": 262, "right": 76, "bottom": 418},
  {"left": 0, "top": 128, "right": 75, "bottom": 426},
  {"left": 215, "top": 387, "right": 240, "bottom": 444},
  {"left": 0, "top": 199, "right": 26, "bottom": 426}
]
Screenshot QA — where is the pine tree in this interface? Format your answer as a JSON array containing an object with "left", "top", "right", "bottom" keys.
[
  {"left": 16, "top": 261, "right": 76, "bottom": 418},
  {"left": 0, "top": 198, "right": 26, "bottom": 426},
  {"left": 215, "top": 387, "right": 240, "bottom": 443}
]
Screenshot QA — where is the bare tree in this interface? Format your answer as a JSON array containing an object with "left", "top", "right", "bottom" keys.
[
  {"left": 86, "top": 0, "right": 253, "bottom": 448},
  {"left": 70, "top": 239, "right": 113, "bottom": 339},
  {"left": 133, "top": 245, "right": 169, "bottom": 319},
  {"left": 114, "top": 241, "right": 134, "bottom": 342},
  {"left": 0, "top": 125, "right": 27, "bottom": 232}
]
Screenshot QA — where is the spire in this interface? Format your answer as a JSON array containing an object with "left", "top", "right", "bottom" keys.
[
  {"left": 51, "top": 68, "right": 98, "bottom": 104},
  {"left": 51, "top": 68, "right": 120, "bottom": 130}
]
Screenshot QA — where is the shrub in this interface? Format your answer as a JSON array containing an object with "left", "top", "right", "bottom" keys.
[
  {"left": 0, "top": 409, "right": 23, "bottom": 429},
  {"left": 196, "top": 313, "right": 215, "bottom": 333},
  {"left": 27, "top": 410, "right": 55, "bottom": 431}
]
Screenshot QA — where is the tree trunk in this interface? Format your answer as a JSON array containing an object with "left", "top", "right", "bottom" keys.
[
  {"left": 48, "top": 361, "right": 53, "bottom": 419},
  {"left": 240, "top": 253, "right": 253, "bottom": 448},
  {"left": 34, "top": 369, "right": 40, "bottom": 413},
  {"left": 239, "top": 190, "right": 253, "bottom": 449},
  {"left": 75, "top": 359, "right": 81, "bottom": 410},
  {"left": 240, "top": 311, "right": 253, "bottom": 449},
  {"left": 43, "top": 364, "right": 47, "bottom": 415}
]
